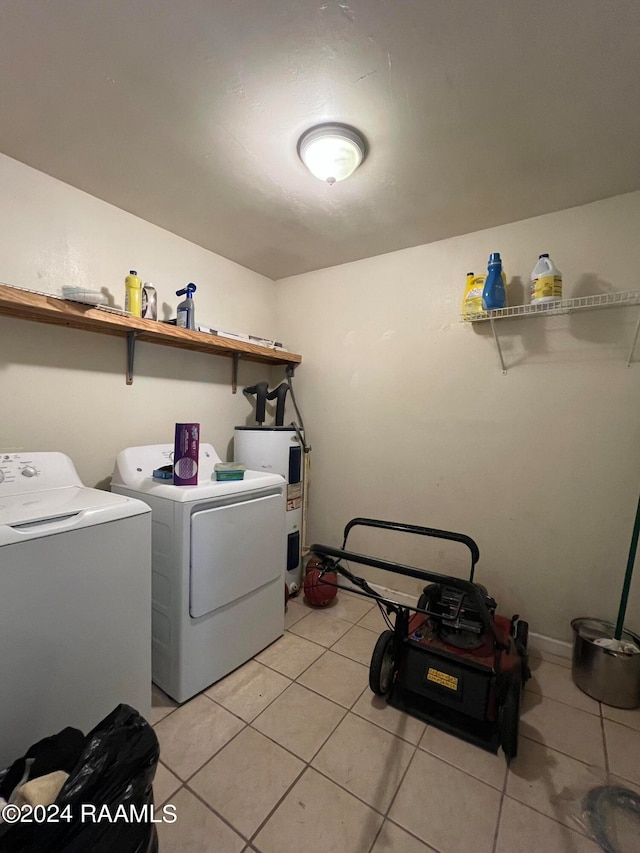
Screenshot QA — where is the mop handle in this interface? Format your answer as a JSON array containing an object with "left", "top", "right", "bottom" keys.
[{"left": 615, "top": 489, "right": 640, "bottom": 641}]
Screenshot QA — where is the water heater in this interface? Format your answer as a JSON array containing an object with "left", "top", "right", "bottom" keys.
[{"left": 234, "top": 426, "right": 303, "bottom": 594}]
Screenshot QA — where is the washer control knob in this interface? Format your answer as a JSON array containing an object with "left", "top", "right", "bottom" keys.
[
  {"left": 0, "top": 470, "right": 4, "bottom": 484},
  {"left": 21, "top": 465, "right": 37, "bottom": 478}
]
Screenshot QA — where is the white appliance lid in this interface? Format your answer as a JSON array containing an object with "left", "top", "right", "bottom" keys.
[
  {"left": 112, "top": 442, "right": 285, "bottom": 502},
  {"left": 0, "top": 452, "right": 151, "bottom": 546},
  {"left": 0, "top": 485, "right": 146, "bottom": 528}
]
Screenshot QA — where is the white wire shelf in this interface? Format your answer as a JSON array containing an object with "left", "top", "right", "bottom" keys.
[
  {"left": 461, "top": 290, "right": 640, "bottom": 323},
  {"left": 461, "top": 290, "right": 640, "bottom": 373}
]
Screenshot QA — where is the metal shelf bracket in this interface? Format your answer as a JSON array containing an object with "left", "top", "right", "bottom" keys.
[
  {"left": 627, "top": 311, "right": 640, "bottom": 367},
  {"left": 489, "top": 318, "right": 507, "bottom": 374},
  {"left": 126, "top": 331, "right": 141, "bottom": 385},
  {"left": 231, "top": 353, "right": 240, "bottom": 393}
]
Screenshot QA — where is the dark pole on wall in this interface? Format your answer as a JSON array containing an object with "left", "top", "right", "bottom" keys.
[{"left": 614, "top": 489, "right": 640, "bottom": 641}]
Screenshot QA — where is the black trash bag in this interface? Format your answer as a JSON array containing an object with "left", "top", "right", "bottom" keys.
[{"left": 0, "top": 704, "right": 159, "bottom": 853}]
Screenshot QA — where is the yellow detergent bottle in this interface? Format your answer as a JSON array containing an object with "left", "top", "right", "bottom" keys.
[
  {"left": 461, "top": 272, "right": 486, "bottom": 317},
  {"left": 125, "top": 270, "right": 142, "bottom": 317}
]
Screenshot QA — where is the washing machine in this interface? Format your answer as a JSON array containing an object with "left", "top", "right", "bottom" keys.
[
  {"left": 111, "top": 443, "right": 286, "bottom": 704},
  {"left": 0, "top": 452, "right": 151, "bottom": 769}
]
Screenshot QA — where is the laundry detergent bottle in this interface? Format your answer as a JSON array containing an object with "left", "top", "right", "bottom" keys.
[
  {"left": 530, "top": 254, "right": 562, "bottom": 304},
  {"left": 125, "top": 270, "right": 142, "bottom": 317},
  {"left": 481, "top": 252, "right": 506, "bottom": 311},
  {"left": 176, "top": 283, "right": 197, "bottom": 330},
  {"left": 462, "top": 271, "right": 486, "bottom": 317}
]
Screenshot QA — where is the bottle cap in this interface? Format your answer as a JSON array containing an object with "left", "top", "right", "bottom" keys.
[
  {"left": 489, "top": 252, "right": 501, "bottom": 263},
  {"left": 539, "top": 253, "right": 549, "bottom": 258},
  {"left": 129, "top": 270, "right": 137, "bottom": 275}
]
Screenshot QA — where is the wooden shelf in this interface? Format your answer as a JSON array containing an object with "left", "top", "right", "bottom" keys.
[{"left": 0, "top": 283, "right": 302, "bottom": 387}]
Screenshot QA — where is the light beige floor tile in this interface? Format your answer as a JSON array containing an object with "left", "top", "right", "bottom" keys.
[
  {"left": 323, "top": 592, "right": 375, "bottom": 624},
  {"left": 506, "top": 736, "right": 607, "bottom": 834},
  {"left": 190, "top": 726, "right": 304, "bottom": 838},
  {"left": 156, "top": 787, "right": 244, "bottom": 853},
  {"left": 351, "top": 689, "right": 426, "bottom": 745},
  {"left": 604, "top": 719, "right": 640, "bottom": 785},
  {"left": 151, "top": 682, "right": 178, "bottom": 725},
  {"left": 389, "top": 749, "right": 501, "bottom": 853},
  {"left": 602, "top": 701, "right": 640, "bottom": 732},
  {"left": 418, "top": 726, "right": 507, "bottom": 790},
  {"left": 255, "top": 632, "right": 325, "bottom": 678},
  {"left": 312, "top": 713, "right": 415, "bottom": 812},
  {"left": 371, "top": 820, "right": 437, "bottom": 853},
  {"left": 609, "top": 773, "right": 640, "bottom": 794},
  {"left": 284, "top": 598, "right": 307, "bottom": 628},
  {"left": 496, "top": 796, "right": 600, "bottom": 853},
  {"left": 520, "top": 691, "right": 606, "bottom": 766},
  {"left": 526, "top": 658, "right": 600, "bottom": 715},
  {"left": 357, "top": 605, "right": 390, "bottom": 633},
  {"left": 289, "top": 609, "right": 354, "bottom": 647},
  {"left": 331, "top": 624, "right": 379, "bottom": 666},
  {"left": 529, "top": 650, "right": 572, "bottom": 669},
  {"left": 335, "top": 582, "right": 370, "bottom": 598},
  {"left": 297, "top": 650, "right": 369, "bottom": 708},
  {"left": 252, "top": 682, "right": 346, "bottom": 761},
  {"left": 253, "top": 767, "right": 383, "bottom": 853},
  {"left": 154, "top": 694, "right": 245, "bottom": 780},
  {"left": 153, "top": 761, "right": 182, "bottom": 806},
  {"left": 205, "top": 659, "right": 290, "bottom": 722}
]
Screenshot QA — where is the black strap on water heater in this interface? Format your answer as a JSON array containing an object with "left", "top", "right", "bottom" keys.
[{"left": 243, "top": 381, "right": 269, "bottom": 425}]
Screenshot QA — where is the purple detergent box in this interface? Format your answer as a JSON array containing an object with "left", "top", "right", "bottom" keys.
[{"left": 173, "top": 423, "right": 200, "bottom": 485}]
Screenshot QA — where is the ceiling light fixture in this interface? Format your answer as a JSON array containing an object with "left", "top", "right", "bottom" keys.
[{"left": 298, "top": 124, "right": 366, "bottom": 185}]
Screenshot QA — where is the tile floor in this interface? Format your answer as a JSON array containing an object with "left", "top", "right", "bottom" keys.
[{"left": 151, "top": 591, "right": 640, "bottom": 853}]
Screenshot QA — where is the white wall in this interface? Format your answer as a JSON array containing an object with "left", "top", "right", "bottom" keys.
[
  {"left": 3, "top": 149, "right": 639, "bottom": 643},
  {"left": 0, "top": 153, "right": 281, "bottom": 487},
  {"left": 275, "top": 192, "right": 640, "bottom": 641}
]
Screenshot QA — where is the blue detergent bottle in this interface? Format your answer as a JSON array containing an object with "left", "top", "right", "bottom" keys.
[
  {"left": 482, "top": 252, "right": 506, "bottom": 310},
  {"left": 176, "top": 283, "right": 197, "bottom": 330}
]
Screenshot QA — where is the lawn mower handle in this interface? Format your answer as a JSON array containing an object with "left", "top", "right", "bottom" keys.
[
  {"left": 341, "top": 517, "right": 480, "bottom": 579},
  {"left": 309, "top": 542, "right": 506, "bottom": 649}
]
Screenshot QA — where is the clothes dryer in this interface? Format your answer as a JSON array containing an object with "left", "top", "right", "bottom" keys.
[{"left": 112, "top": 443, "right": 285, "bottom": 703}]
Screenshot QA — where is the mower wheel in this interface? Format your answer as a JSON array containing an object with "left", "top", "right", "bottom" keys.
[
  {"left": 500, "top": 676, "right": 521, "bottom": 761},
  {"left": 515, "top": 619, "right": 529, "bottom": 651},
  {"left": 515, "top": 620, "right": 531, "bottom": 684},
  {"left": 369, "top": 630, "right": 396, "bottom": 696}
]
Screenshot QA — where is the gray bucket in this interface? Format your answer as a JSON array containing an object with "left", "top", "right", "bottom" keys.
[{"left": 571, "top": 618, "right": 640, "bottom": 709}]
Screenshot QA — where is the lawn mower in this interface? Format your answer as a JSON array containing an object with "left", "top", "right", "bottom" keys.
[{"left": 309, "top": 518, "right": 530, "bottom": 760}]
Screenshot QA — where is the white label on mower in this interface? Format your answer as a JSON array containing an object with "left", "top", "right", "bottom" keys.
[{"left": 426, "top": 668, "right": 459, "bottom": 691}]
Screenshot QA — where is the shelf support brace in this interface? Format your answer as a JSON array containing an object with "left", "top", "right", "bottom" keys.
[
  {"left": 627, "top": 310, "right": 640, "bottom": 367},
  {"left": 231, "top": 353, "right": 240, "bottom": 393},
  {"left": 126, "top": 331, "right": 141, "bottom": 385},
  {"left": 489, "top": 318, "right": 507, "bottom": 374}
]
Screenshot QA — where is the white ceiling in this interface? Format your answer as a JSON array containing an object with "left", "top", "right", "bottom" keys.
[{"left": 1, "top": 1, "right": 639, "bottom": 280}]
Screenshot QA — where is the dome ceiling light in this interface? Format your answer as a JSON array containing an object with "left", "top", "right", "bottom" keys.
[{"left": 298, "top": 124, "right": 366, "bottom": 185}]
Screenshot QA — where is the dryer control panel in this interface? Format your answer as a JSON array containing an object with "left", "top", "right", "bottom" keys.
[
  {"left": 113, "top": 443, "right": 222, "bottom": 489},
  {"left": 0, "top": 452, "right": 82, "bottom": 494}
]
